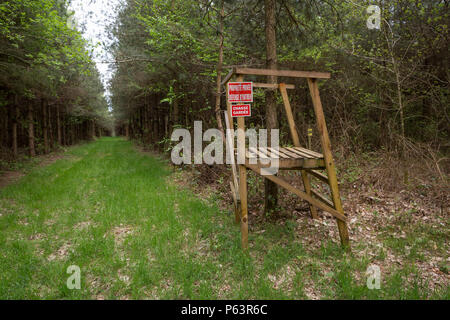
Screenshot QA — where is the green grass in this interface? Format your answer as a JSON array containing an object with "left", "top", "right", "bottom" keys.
[{"left": 0, "top": 137, "right": 447, "bottom": 299}]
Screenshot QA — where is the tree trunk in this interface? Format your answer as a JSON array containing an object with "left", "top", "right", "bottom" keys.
[
  {"left": 164, "top": 114, "right": 169, "bottom": 137},
  {"left": 2, "top": 106, "right": 8, "bottom": 150},
  {"left": 48, "top": 104, "right": 54, "bottom": 149},
  {"left": 91, "top": 120, "right": 95, "bottom": 140},
  {"left": 42, "top": 99, "right": 49, "bottom": 154},
  {"left": 27, "top": 102, "right": 35, "bottom": 157},
  {"left": 264, "top": 0, "right": 278, "bottom": 214},
  {"left": 71, "top": 123, "right": 75, "bottom": 145},
  {"left": 214, "top": 0, "right": 225, "bottom": 142},
  {"left": 172, "top": 84, "right": 179, "bottom": 128},
  {"left": 12, "top": 97, "right": 19, "bottom": 158},
  {"left": 125, "top": 123, "right": 129, "bottom": 138},
  {"left": 56, "top": 104, "right": 62, "bottom": 145},
  {"left": 145, "top": 100, "right": 151, "bottom": 144}
]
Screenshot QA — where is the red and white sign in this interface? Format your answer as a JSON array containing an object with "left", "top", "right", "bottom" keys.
[
  {"left": 228, "top": 82, "right": 253, "bottom": 103},
  {"left": 231, "top": 104, "right": 251, "bottom": 117}
]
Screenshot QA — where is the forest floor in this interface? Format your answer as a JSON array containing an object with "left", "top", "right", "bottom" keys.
[
  {"left": 0, "top": 137, "right": 448, "bottom": 299},
  {"left": 0, "top": 150, "right": 67, "bottom": 189}
]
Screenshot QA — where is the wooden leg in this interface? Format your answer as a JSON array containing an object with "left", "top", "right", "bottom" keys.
[
  {"left": 239, "top": 164, "right": 248, "bottom": 249},
  {"left": 307, "top": 78, "right": 350, "bottom": 248},
  {"left": 328, "top": 170, "right": 350, "bottom": 247},
  {"left": 279, "top": 84, "right": 319, "bottom": 220},
  {"left": 235, "top": 201, "right": 241, "bottom": 224},
  {"left": 301, "top": 170, "right": 319, "bottom": 219},
  {"left": 229, "top": 181, "right": 241, "bottom": 224}
]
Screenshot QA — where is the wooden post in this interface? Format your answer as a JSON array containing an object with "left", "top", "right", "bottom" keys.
[
  {"left": 235, "top": 74, "right": 248, "bottom": 248},
  {"left": 237, "top": 116, "right": 248, "bottom": 249},
  {"left": 225, "top": 110, "right": 240, "bottom": 224},
  {"left": 300, "top": 171, "right": 318, "bottom": 219},
  {"left": 225, "top": 79, "right": 240, "bottom": 224},
  {"left": 279, "top": 83, "right": 300, "bottom": 146},
  {"left": 279, "top": 83, "right": 318, "bottom": 219},
  {"left": 307, "top": 78, "right": 350, "bottom": 248}
]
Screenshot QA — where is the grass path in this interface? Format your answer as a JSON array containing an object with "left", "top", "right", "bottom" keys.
[{"left": 0, "top": 138, "right": 447, "bottom": 299}]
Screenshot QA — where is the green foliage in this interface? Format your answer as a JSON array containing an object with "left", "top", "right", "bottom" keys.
[
  {"left": 0, "top": 0, "right": 112, "bottom": 132},
  {"left": 111, "top": 0, "right": 448, "bottom": 152}
]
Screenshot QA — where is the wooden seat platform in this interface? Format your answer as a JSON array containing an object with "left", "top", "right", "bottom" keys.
[{"left": 244, "top": 146, "right": 325, "bottom": 169}]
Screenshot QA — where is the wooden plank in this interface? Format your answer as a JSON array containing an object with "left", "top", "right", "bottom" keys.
[
  {"left": 311, "top": 189, "right": 335, "bottom": 209},
  {"left": 230, "top": 181, "right": 241, "bottom": 224},
  {"left": 225, "top": 110, "right": 241, "bottom": 225},
  {"left": 301, "top": 170, "right": 319, "bottom": 219},
  {"left": 278, "top": 147, "right": 303, "bottom": 159},
  {"left": 273, "top": 148, "right": 294, "bottom": 158},
  {"left": 294, "top": 146, "right": 324, "bottom": 158},
  {"left": 224, "top": 110, "right": 239, "bottom": 200},
  {"left": 237, "top": 119, "right": 246, "bottom": 164},
  {"left": 249, "top": 147, "right": 268, "bottom": 159},
  {"left": 246, "top": 158, "right": 325, "bottom": 170},
  {"left": 306, "top": 169, "right": 330, "bottom": 184},
  {"left": 230, "top": 181, "right": 237, "bottom": 205},
  {"left": 279, "top": 83, "right": 301, "bottom": 147},
  {"left": 308, "top": 78, "right": 350, "bottom": 247},
  {"left": 253, "top": 82, "right": 295, "bottom": 89},
  {"left": 246, "top": 150, "right": 258, "bottom": 158},
  {"left": 266, "top": 147, "right": 290, "bottom": 159},
  {"left": 285, "top": 147, "right": 315, "bottom": 159},
  {"left": 220, "top": 69, "right": 234, "bottom": 86},
  {"left": 245, "top": 164, "right": 347, "bottom": 222},
  {"left": 257, "top": 147, "right": 275, "bottom": 158},
  {"left": 235, "top": 67, "right": 331, "bottom": 79}
]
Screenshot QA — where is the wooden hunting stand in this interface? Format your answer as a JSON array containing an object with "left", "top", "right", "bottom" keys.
[{"left": 222, "top": 67, "right": 350, "bottom": 249}]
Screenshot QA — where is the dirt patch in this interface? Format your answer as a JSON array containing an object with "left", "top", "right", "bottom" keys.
[
  {"left": 108, "top": 224, "right": 134, "bottom": 246},
  {"left": 0, "top": 152, "right": 66, "bottom": 189},
  {"left": 74, "top": 221, "right": 93, "bottom": 231},
  {"left": 118, "top": 268, "right": 131, "bottom": 285},
  {"left": 48, "top": 242, "right": 72, "bottom": 261},
  {"left": 0, "top": 171, "right": 25, "bottom": 189},
  {"left": 268, "top": 264, "right": 296, "bottom": 291},
  {"left": 87, "top": 273, "right": 112, "bottom": 300},
  {"left": 29, "top": 233, "right": 46, "bottom": 241},
  {"left": 38, "top": 153, "right": 65, "bottom": 167}
]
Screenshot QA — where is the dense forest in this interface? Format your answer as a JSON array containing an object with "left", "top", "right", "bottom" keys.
[
  {"left": 111, "top": 0, "right": 448, "bottom": 152},
  {"left": 0, "top": 0, "right": 112, "bottom": 165}
]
